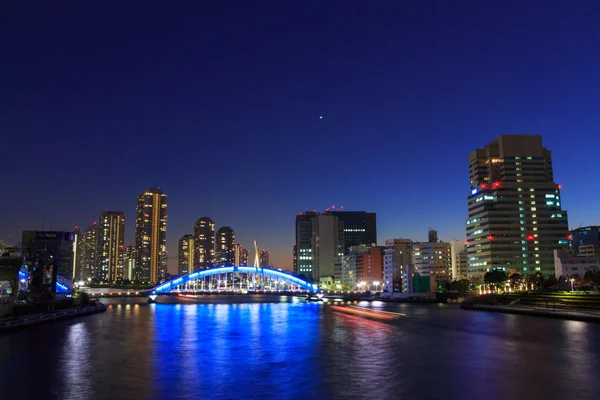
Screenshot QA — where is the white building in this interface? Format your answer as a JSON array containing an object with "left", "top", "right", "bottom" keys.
[
  {"left": 383, "top": 248, "right": 393, "bottom": 292},
  {"left": 554, "top": 249, "right": 600, "bottom": 279},
  {"left": 450, "top": 240, "right": 468, "bottom": 281}
]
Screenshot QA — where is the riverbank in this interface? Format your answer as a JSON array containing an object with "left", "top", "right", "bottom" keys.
[
  {"left": 461, "top": 303, "right": 600, "bottom": 323},
  {"left": 0, "top": 303, "right": 107, "bottom": 332}
]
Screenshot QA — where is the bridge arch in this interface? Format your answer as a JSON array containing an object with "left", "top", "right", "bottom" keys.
[{"left": 151, "top": 266, "right": 318, "bottom": 294}]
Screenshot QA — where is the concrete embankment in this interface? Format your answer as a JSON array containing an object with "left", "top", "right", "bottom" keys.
[
  {"left": 461, "top": 303, "right": 600, "bottom": 323},
  {"left": 0, "top": 304, "right": 107, "bottom": 332}
]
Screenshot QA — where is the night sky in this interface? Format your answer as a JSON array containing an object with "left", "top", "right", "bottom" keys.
[{"left": 2, "top": 1, "right": 600, "bottom": 273}]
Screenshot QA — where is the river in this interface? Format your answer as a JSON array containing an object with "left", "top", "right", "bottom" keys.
[{"left": 1, "top": 296, "right": 599, "bottom": 400}]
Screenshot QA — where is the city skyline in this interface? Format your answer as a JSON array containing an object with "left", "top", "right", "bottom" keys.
[{"left": 2, "top": 2, "right": 600, "bottom": 273}]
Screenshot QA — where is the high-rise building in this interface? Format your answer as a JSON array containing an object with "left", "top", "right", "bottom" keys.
[
  {"left": 81, "top": 223, "right": 100, "bottom": 281},
  {"left": 467, "top": 135, "right": 569, "bottom": 280},
  {"left": 98, "top": 211, "right": 125, "bottom": 283},
  {"left": 125, "top": 244, "right": 137, "bottom": 281},
  {"left": 259, "top": 250, "right": 270, "bottom": 267},
  {"left": 295, "top": 213, "right": 345, "bottom": 283},
  {"left": 327, "top": 211, "right": 377, "bottom": 254},
  {"left": 178, "top": 235, "right": 194, "bottom": 275},
  {"left": 193, "top": 217, "right": 215, "bottom": 270},
  {"left": 295, "top": 212, "right": 315, "bottom": 277},
  {"left": 135, "top": 188, "right": 168, "bottom": 283},
  {"left": 215, "top": 226, "right": 235, "bottom": 266}
]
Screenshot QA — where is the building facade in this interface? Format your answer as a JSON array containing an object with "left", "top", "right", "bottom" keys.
[
  {"left": 295, "top": 212, "right": 315, "bottom": 278},
  {"left": 215, "top": 226, "right": 235, "bottom": 266},
  {"left": 259, "top": 250, "right": 270, "bottom": 267},
  {"left": 310, "top": 214, "right": 344, "bottom": 283},
  {"left": 451, "top": 240, "right": 469, "bottom": 281},
  {"left": 327, "top": 211, "right": 376, "bottom": 254},
  {"left": 412, "top": 241, "right": 451, "bottom": 289},
  {"left": 570, "top": 226, "right": 600, "bottom": 249},
  {"left": 554, "top": 249, "right": 600, "bottom": 279},
  {"left": 21, "top": 231, "right": 76, "bottom": 295},
  {"left": 178, "top": 235, "right": 194, "bottom": 275},
  {"left": 98, "top": 211, "right": 125, "bottom": 283},
  {"left": 466, "top": 135, "right": 569, "bottom": 281},
  {"left": 383, "top": 248, "right": 393, "bottom": 292},
  {"left": 193, "top": 217, "right": 215, "bottom": 270},
  {"left": 125, "top": 244, "right": 137, "bottom": 281},
  {"left": 135, "top": 188, "right": 168, "bottom": 283},
  {"left": 295, "top": 212, "right": 345, "bottom": 282},
  {"left": 81, "top": 224, "right": 100, "bottom": 281}
]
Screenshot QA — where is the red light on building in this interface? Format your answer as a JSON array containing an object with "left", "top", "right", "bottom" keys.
[
  {"left": 488, "top": 235, "right": 494, "bottom": 240},
  {"left": 558, "top": 184, "right": 562, "bottom": 189},
  {"left": 568, "top": 235, "right": 572, "bottom": 240},
  {"left": 492, "top": 182, "right": 500, "bottom": 188},
  {"left": 481, "top": 184, "right": 487, "bottom": 188},
  {"left": 527, "top": 235, "right": 534, "bottom": 240}
]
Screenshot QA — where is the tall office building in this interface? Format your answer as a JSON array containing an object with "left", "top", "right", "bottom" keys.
[
  {"left": 327, "top": 211, "right": 377, "bottom": 254},
  {"left": 295, "top": 212, "right": 344, "bottom": 282},
  {"left": 295, "top": 212, "right": 315, "bottom": 277},
  {"left": 135, "top": 188, "right": 168, "bottom": 283},
  {"left": 215, "top": 226, "right": 235, "bottom": 266},
  {"left": 125, "top": 244, "right": 137, "bottom": 281},
  {"left": 193, "top": 217, "right": 215, "bottom": 270},
  {"left": 178, "top": 235, "right": 194, "bottom": 275},
  {"left": 98, "top": 211, "right": 125, "bottom": 283},
  {"left": 466, "top": 135, "right": 569, "bottom": 281},
  {"left": 81, "top": 223, "right": 100, "bottom": 281},
  {"left": 259, "top": 250, "right": 270, "bottom": 267}
]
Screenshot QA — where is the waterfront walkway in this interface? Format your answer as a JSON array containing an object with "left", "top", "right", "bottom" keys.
[{"left": 0, "top": 304, "right": 107, "bottom": 331}]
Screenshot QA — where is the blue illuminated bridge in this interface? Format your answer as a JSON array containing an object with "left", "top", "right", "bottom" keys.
[{"left": 141, "top": 266, "right": 319, "bottom": 298}]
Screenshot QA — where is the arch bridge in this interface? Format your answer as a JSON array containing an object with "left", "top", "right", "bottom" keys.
[{"left": 146, "top": 266, "right": 318, "bottom": 296}]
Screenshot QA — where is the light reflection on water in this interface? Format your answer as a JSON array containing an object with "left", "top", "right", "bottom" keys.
[{"left": 0, "top": 298, "right": 599, "bottom": 400}]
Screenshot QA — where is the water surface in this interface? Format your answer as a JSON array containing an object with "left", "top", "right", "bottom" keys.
[{"left": 1, "top": 297, "right": 598, "bottom": 400}]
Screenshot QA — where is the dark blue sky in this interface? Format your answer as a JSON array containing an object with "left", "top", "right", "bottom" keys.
[{"left": 2, "top": 1, "right": 599, "bottom": 272}]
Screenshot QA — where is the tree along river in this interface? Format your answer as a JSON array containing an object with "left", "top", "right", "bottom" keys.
[{"left": 1, "top": 296, "right": 599, "bottom": 400}]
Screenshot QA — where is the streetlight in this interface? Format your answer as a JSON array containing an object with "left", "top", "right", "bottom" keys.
[
  {"left": 570, "top": 278, "right": 575, "bottom": 292},
  {"left": 358, "top": 281, "right": 366, "bottom": 292},
  {"left": 373, "top": 281, "right": 380, "bottom": 291}
]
